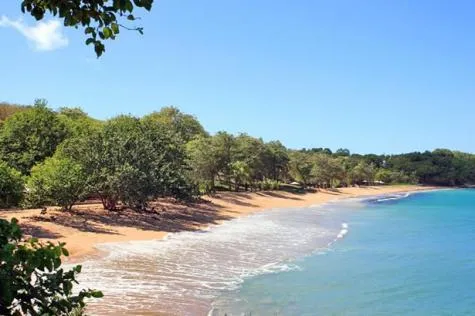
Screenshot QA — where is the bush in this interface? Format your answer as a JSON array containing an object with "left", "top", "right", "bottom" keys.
[
  {"left": 0, "top": 162, "right": 24, "bottom": 208},
  {"left": 0, "top": 218, "right": 102, "bottom": 315},
  {"left": 26, "top": 156, "right": 86, "bottom": 211},
  {"left": 259, "top": 179, "right": 280, "bottom": 191}
]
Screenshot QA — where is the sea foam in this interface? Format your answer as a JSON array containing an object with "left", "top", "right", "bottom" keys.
[{"left": 77, "top": 204, "right": 351, "bottom": 315}]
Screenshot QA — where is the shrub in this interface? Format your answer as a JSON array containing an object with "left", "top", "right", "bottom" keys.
[
  {"left": 0, "top": 162, "right": 24, "bottom": 208},
  {"left": 259, "top": 179, "right": 280, "bottom": 191},
  {"left": 26, "top": 156, "right": 86, "bottom": 211},
  {"left": 0, "top": 218, "right": 102, "bottom": 315},
  {"left": 270, "top": 180, "right": 281, "bottom": 190}
]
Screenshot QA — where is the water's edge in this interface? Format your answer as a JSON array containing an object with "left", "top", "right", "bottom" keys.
[{"left": 76, "top": 188, "right": 446, "bottom": 315}]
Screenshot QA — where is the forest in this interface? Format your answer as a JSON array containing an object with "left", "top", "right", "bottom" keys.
[{"left": 1, "top": 100, "right": 475, "bottom": 211}]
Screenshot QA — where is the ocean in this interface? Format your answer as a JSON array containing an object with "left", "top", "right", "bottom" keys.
[{"left": 78, "top": 189, "right": 475, "bottom": 315}]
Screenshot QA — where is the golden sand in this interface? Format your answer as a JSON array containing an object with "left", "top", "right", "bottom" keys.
[{"left": 0, "top": 185, "right": 437, "bottom": 262}]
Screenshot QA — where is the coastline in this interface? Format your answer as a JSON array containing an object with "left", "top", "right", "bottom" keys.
[{"left": 0, "top": 185, "right": 439, "bottom": 262}]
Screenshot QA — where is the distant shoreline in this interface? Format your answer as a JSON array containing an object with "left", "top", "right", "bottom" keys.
[{"left": 0, "top": 185, "right": 441, "bottom": 263}]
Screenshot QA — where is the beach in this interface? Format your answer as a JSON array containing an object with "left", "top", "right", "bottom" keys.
[{"left": 0, "top": 185, "right": 436, "bottom": 262}]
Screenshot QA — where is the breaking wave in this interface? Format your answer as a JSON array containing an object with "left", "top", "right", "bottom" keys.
[{"left": 77, "top": 205, "right": 352, "bottom": 315}]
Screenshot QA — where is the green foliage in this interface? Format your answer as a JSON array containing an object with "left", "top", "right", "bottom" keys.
[
  {"left": 143, "top": 106, "right": 207, "bottom": 143},
  {"left": 260, "top": 179, "right": 281, "bottom": 190},
  {"left": 212, "top": 131, "right": 236, "bottom": 189},
  {"left": 263, "top": 141, "right": 289, "bottom": 181},
  {"left": 60, "top": 115, "right": 192, "bottom": 210},
  {"left": 0, "top": 100, "right": 68, "bottom": 174},
  {"left": 288, "top": 151, "right": 314, "bottom": 187},
  {"left": 58, "top": 107, "right": 102, "bottom": 138},
  {"left": 374, "top": 168, "right": 393, "bottom": 183},
  {"left": 311, "top": 154, "right": 345, "bottom": 188},
  {"left": 334, "top": 148, "right": 350, "bottom": 157},
  {"left": 386, "top": 149, "right": 475, "bottom": 186},
  {"left": 0, "top": 162, "right": 24, "bottom": 208},
  {"left": 186, "top": 136, "right": 220, "bottom": 194},
  {"left": 20, "top": 0, "right": 154, "bottom": 57},
  {"left": 25, "top": 156, "right": 87, "bottom": 211},
  {"left": 230, "top": 160, "right": 251, "bottom": 191},
  {"left": 0, "top": 218, "right": 102, "bottom": 315},
  {"left": 1, "top": 98, "right": 475, "bottom": 214},
  {"left": 233, "top": 134, "right": 267, "bottom": 183},
  {"left": 350, "top": 161, "right": 376, "bottom": 185}
]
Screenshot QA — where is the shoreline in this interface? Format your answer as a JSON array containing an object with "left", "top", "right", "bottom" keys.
[{"left": 0, "top": 185, "right": 441, "bottom": 262}]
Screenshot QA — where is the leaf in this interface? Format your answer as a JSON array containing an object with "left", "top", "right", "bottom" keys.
[
  {"left": 103, "top": 27, "right": 112, "bottom": 39},
  {"left": 125, "top": 0, "right": 134, "bottom": 12},
  {"left": 94, "top": 42, "right": 105, "bottom": 57},
  {"left": 91, "top": 290, "right": 104, "bottom": 298},
  {"left": 143, "top": 0, "right": 153, "bottom": 11},
  {"left": 111, "top": 23, "right": 119, "bottom": 34}
]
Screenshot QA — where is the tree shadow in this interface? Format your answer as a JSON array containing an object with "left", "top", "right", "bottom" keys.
[
  {"left": 255, "top": 191, "right": 303, "bottom": 200},
  {"left": 29, "top": 215, "right": 119, "bottom": 235},
  {"left": 29, "top": 201, "right": 233, "bottom": 234},
  {"left": 20, "top": 223, "right": 63, "bottom": 239},
  {"left": 319, "top": 188, "right": 344, "bottom": 195},
  {"left": 210, "top": 194, "right": 259, "bottom": 208}
]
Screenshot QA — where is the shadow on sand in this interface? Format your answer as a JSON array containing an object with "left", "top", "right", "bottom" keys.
[
  {"left": 28, "top": 201, "right": 232, "bottom": 234},
  {"left": 20, "top": 223, "right": 63, "bottom": 239}
]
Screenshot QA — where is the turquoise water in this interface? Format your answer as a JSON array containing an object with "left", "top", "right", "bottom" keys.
[{"left": 212, "top": 189, "right": 475, "bottom": 315}]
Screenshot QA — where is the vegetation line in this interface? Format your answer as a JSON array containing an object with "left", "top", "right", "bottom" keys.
[{"left": 1, "top": 99, "right": 474, "bottom": 212}]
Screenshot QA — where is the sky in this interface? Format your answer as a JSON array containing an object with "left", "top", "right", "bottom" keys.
[{"left": 1, "top": 1, "right": 474, "bottom": 154}]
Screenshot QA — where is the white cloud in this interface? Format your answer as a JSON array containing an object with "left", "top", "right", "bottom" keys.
[{"left": 0, "top": 15, "right": 68, "bottom": 51}]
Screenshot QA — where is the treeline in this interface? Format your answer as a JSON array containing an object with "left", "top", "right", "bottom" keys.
[{"left": 0, "top": 100, "right": 474, "bottom": 211}]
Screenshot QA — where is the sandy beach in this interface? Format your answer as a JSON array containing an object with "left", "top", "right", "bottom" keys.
[{"left": 0, "top": 185, "right": 436, "bottom": 262}]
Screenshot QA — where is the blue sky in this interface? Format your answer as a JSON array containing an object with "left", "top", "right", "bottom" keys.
[{"left": 1, "top": 1, "right": 474, "bottom": 154}]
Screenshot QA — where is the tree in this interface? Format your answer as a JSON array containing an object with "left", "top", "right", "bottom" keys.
[
  {"left": 453, "top": 151, "right": 475, "bottom": 185},
  {"left": 0, "top": 100, "right": 67, "bottom": 174},
  {"left": 0, "top": 218, "right": 102, "bottom": 315},
  {"left": 143, "top": 106, "right": 207, "bottom": 144},
  {"left": 350, "top": 161, "right": 376, "bottom": 185},
  {"left": 25, "top": 156, "right": 87, "bottom": 211},
  {"left": 0, "top": 162, "right": 24, "bottom": 208},
  {"left": 186, "top": 136, "right": 219, "bottom": 194},
  {"left": 311, "top": 154, "right": 345, "bottom": 188},
  {"left": 232, "top": 134, "right": 267, "bottom": 186},
  {"left": 288, "top": 151, "right": 314, "bottom": 187},
  {"left": 374, "top": 168, "right": 393, "bottom": 184},
  {"left": 263, "top": 141, "right": 289, "bottom": 181},
  {"left": 20, "top": 0, "right": 154, "bottom": 56},
  {"left": 230, "top": 160, "right": 251, "bottom": 191},
  {"left": 58, "top": 107, "right": 102, "bottom": 138},
  {"left": 335, "top": 148, "right": 350, "bottom": 157},
  {"left": 212, "top": 131, "right": 235, "bottom": 190},
  {"left": 60, "top": 115, "right": 191, "bottom": 210}
]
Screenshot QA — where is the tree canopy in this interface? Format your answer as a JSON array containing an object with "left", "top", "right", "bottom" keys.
[
  {"left": 1, "top": 99, "right": 474, "bottom": 213},
  {"left": 0, "top": 100, "right": 67, "bottom": 174},
  {"left": 143, "top": 106, "right": 207, "bottom": 143},
  {"left": 0, "top": 162, "right": 24, "bottom": 208}
]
